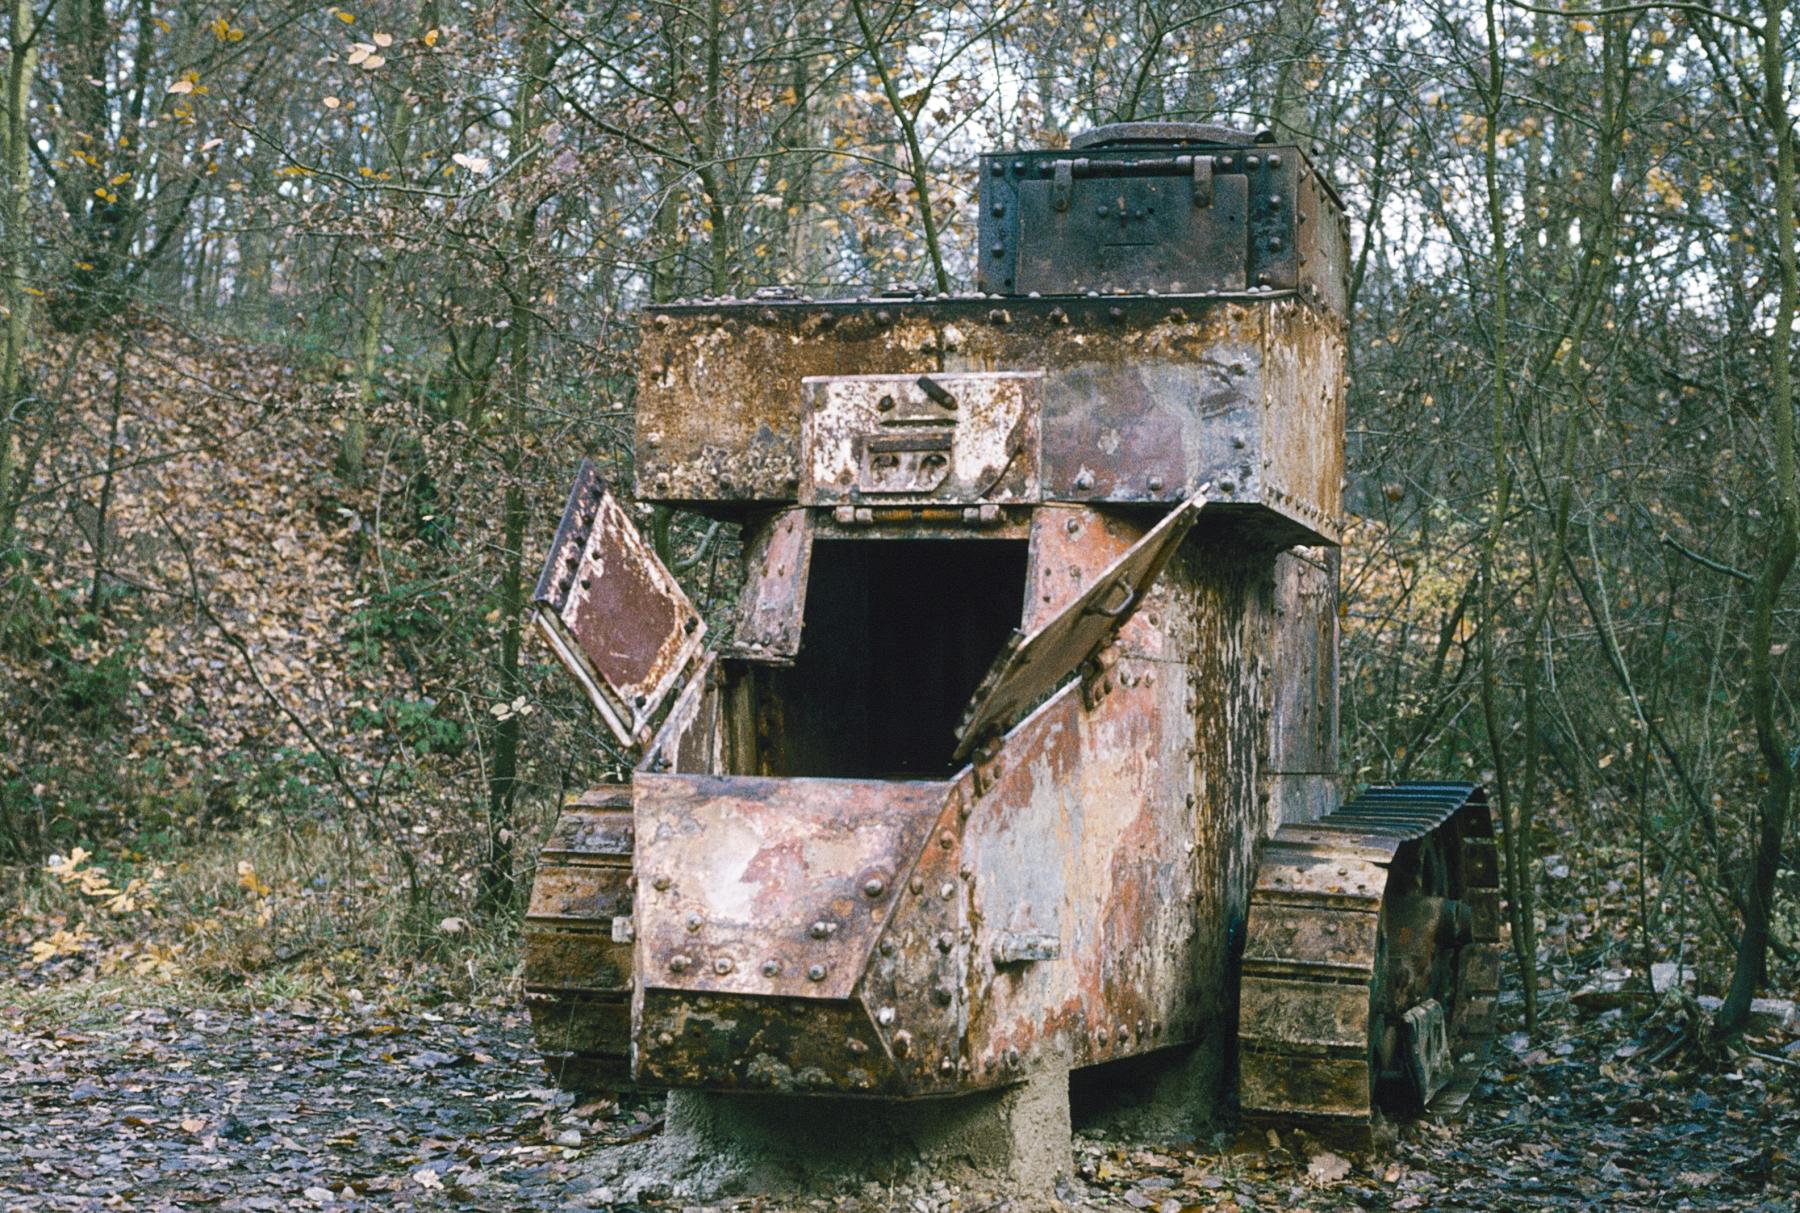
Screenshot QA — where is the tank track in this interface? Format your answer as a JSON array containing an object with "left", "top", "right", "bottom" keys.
[
  {"left": 1238, "top": 782, "right": 1501, "bottom": 1139},
  {"left": 521, "top": 785, "right": 639, "bottom": 1091}
]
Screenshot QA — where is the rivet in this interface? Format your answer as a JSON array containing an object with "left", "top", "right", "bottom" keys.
[
  {"left": 713, "top": 956, "right": 733, "bottom": 975},
  {"left": 937, "top": 932, "right": 954, "bottom": 953},
  {"left": 863, "top": 876, "right": 887, "bottom": 898},
  {"left": 1074, "top": 471, "right": 1095, "bottom": 491},
  {"left": 810, "top": 921, "right": 834, "bottom": 939},
  {"left": 1108, "top": 305, "right": 1125, "bottom": 321},
  {"left": 874, "top": 309, "right": 893, "bottom": 324},
  {"left": 652, "top": 875, "right": 671, "bottom": 891},
  {"left": 686, "top": 913, "right": 704, "bottom": 932},
  {"left": 892, "top": 1030, "right": 912, "bottom": 1056},
  {"left": 878, "top": 1005, "right": 896, "bottom": 1025},
  {"left": 910, "top": 877, "right": 925, "bottom": 894},
  {"left": 1219, "top": 480, "right": 1236, "bottom": 493},
  {"left": 1006, "top": 1046, "right": 1021, "bottom": 1068},
  {"left": 1096, "top": 1027, "right": 1109, "bottom": 1045},
  {"left": 1268, "top": 153, "right": 1283, "bottom": 168},
  {"left": 939, "top": 830, "right": 955, "bottom": 849},
  {"left": 990, "top": 243, "right": 1006, "bottom": 258},
  {"left": 1246, "top": 154, "right": 1261, "bottom": 169},
  {"left": 879, "top": 939, "right": 896, "bottom": 956},
  {"left": 657, "top": 1031, "right": 674, "bottom": 1046},
  {"left": 987, "top": 308, "right": 1010, "bottom": 325},
  {"left": 1269, "top": 237, "right": 1284, "bottom": 252},
  {"left": 940, "top": 1056, "right": 955, "bottom": 1074},
  {"left": 1148, "top": 475, "right": 1165, "bottom": 492},
  {"left": 762, "top": 959, "right": 782, "bottom": 977},
  {"left": 1267, "top": 194, "right": 1282, "bottom": 208},
  {"left": 990, "top": 200, "right": 1005, "bottom": 216},
  {"left": 668, "top": 954, "right": 691, "bottom": 973},
  {"left": 959, "top": 864, "right": 973, "bottom": 880},
  {"left": 807, "top": 963, "right": 827, "bottom": 982},
  {"left": 939, "top": 883, "right": 955, "bottom": 900},
  {"left": 848, "top": 1038, "right": 869, "bottom": 1056},
  {"left": 1048, "top": 306, "right": 1069, "bottom": 325}
]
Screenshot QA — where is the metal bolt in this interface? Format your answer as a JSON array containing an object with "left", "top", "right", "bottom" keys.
[
  {"left": 762, "top": 959, "right": 781, "bottom": 977},
  {"left": 807, "top": 963, "right": 827, "bottom": 982},
  {"left": 668, "top": 954, "right": 691, "bottom": 973},
  {"left": 863, "top": 876, "right": 887, "bottom": 898},
  {"left": 713, "top": 957, "right": 733, "bottom": 975}
]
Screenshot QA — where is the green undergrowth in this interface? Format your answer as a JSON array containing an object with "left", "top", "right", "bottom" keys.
[{"left": 0, "top": 799, "right": 554, "bottom": 1027}]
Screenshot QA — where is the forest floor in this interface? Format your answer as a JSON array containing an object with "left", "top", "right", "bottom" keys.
[{"left": 2, "top": 980, "right": 1796, "bottom": 1212}]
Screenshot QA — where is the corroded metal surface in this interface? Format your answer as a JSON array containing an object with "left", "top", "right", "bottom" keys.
[
  {"left": 634, "top": 298, "right": 1341, "bottom": 541},
  {"left": 1238, "top": 783, "right": 1500, "bottom": 1135},
  {"left": 977, "top": 128, "right": 1345, "bottom": 303},
  {"left": 522, "top": 786, "right": 639, "bottom": 1090},
  {"left": 531, "top": 463, "right": 706, "bottom": 747},
  {"left": 726, "top": 509, "right": 813, "bottom": 663},
  {"left": 800, "top": 372, "right": 1041, "bottom": 507},
  {"left": 520, "top": 124, "right": 1493, "bottom": 1143},
  {"left": 956, "top": 489, "right": 1205, "bottom": 756}
]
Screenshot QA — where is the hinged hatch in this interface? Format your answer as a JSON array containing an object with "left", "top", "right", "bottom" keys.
[
  {"left": 954, "top": 489, "right": 1207, "bottom": 758},
  {"left": 533, "top": 461, "right": 707, "bottom": 748},
  {"left": 725, "top": 508, "right": 813, "bottom": 663}
]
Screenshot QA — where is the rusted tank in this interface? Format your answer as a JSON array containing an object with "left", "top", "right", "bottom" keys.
[{"left": 523, "top": 123, "right": 1500, "bottom": 1138}]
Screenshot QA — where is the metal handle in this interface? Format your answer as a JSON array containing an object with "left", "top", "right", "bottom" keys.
[{"left": 1085, "top": 579, "right": 1138, "bottom": 619}]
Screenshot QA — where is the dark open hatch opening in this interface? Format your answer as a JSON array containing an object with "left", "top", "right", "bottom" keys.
[{"left": 739, "top": 539, "right": 1028, "bottom": 779}]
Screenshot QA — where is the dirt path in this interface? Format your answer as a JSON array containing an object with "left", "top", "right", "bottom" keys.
[{"left": 2, "top": 997, "right": 1794, "bottom": 1211}]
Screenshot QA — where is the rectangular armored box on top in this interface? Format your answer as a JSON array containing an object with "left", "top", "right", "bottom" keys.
[
  {"left": 976, "top": 124, "right": 1349, "bottom": 309},
  {"left": 633, "top": 294, "right": 1346, "bottom": 549}
]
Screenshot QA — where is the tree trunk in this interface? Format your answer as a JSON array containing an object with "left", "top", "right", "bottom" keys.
[{"left": 1716, "top": 0, "right": 1798, "bottom": 1038}]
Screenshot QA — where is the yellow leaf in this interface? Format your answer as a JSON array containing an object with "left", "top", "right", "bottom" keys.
[
  {"left": 166, "top": 79, "right": 194, "bottom": 95},
  {"left": 336, "top": 9, "right": 355, "bottom": 22},
  {"left": 423, "top": 27, "right": 439, "bottom": 46},
  {"left": 108, "top": 172, "right": 131, "bottom": 185}
]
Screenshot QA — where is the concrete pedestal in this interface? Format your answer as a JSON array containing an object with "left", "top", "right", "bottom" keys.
[{"left": 584, "top": 1064, "right": 1072, "bottom": 1203}]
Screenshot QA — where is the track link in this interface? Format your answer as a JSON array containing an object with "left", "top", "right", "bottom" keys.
[
  {"left": 1238, "top": 782, "right": 1501, "bottom": 1138},
  {"left": 522, "top": 785, "right": 639, "bottom": 1091}
]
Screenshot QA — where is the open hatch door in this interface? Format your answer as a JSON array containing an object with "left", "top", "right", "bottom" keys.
[
  {"left": 533, "top": 461, "right": 707, "bottom": 749},
  {"left": 954, "top": 489, "right": 1207, "bottom": 759}
]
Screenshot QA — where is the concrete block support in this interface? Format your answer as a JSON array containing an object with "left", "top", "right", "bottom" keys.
[{"left": 585, "top": 1063, "right": 1072, "bottom": 1203}]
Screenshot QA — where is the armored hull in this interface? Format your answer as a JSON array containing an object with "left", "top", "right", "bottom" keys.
[{"left": 522, "top": 125, "right": 1498, "bottom": 1139}]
